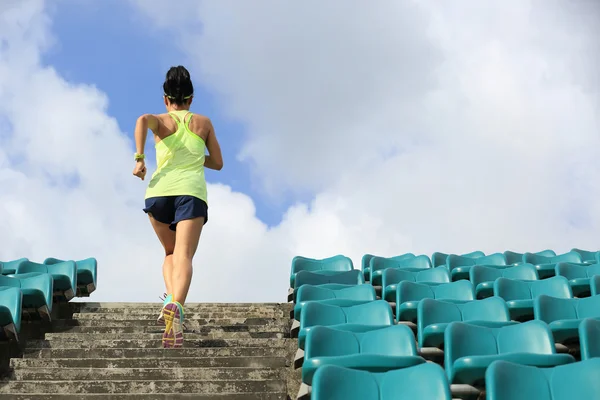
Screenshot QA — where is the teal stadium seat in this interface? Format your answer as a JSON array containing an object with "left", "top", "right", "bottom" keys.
[
  {"left": 554, "top": 262, "right": 600, "bottom": 297},
  {"left": 0, "top": 258, "right": 28, "bottom": 275},
  {"left": 44, "top": 257, "right": 97, "bottom": 296},
  {"left": 302, "top": 325, "right": 425, "bottom": 385},
  {"left": 485, "top": 359, "right": 600, "bottom": 400},
  {"left": 293, "top": 284, "right": 376, "bottom": 320},
  {"left": 590, "top": 275, "right": 600, "bottom": 296},
  {"left": 469, "top": 264, "right": 538, "bottom": 299},
  {"left": 533, "top": 294, "right": 600, "bottom": 343},
  {"left": 579, "top": 318, "right": 600, "bottom": 360},
  {"left": 298, "top": 300, "right": 393, "bottom": 350},
  {"left": 432, "top": 251, "right": 484, "bottom": 268},
  {"left": 523, "top": 251, "right": 582, "bottom": 279},
  {"left": 291, "top": 270, "right": 363, "bottom": 302},
  {"left": 369, "top": 255, "right": 432, "bottom": 286},
  {"left": 395, "top": 280, "right": 474, "bottom": 323},
  {"left": 290, "top": 255, "right": 353, "bottom": 289},
  {"left": 381, "top": 267, "right": 449, "bottom": 302},
  {"left": 0, "top": 287, "right": 22, "bottom": 339},
  {"left": 503, "top": 250, "right": 556, "bottom": 265},
  {"left": 361, "top": 253, "right": 414, "bottom": 282},
  {"left": 0, "top": 274, "right": 53, "bottom": 319},
  {"left": 311, "top": 364, "right": 452, "bottom": 400},
  {"left": 16, "top": 260, "right": 77, "bottom": 301},
  {"left": 446, "top": 253, "right": 506, "bottom": 281},
  {"left": 444, "top": 320, "right": 575, "bottom": 386},
  {"left": 493, "top": 276, "right": 572, "bottom": 321},
  {"left": 570, "top": 248, "right": 598, "bottom": 265},
  {"left": 417, "top": 297, "right": 517, "bottom": 349}
]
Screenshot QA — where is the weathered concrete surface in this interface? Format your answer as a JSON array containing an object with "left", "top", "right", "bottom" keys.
[{"left": 0, "top": 302, "right": 297, "bottom": 399}]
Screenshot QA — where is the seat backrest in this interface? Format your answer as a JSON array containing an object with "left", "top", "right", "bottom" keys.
[
  {"left": 294, "top": 270, "right": 363, "bottom": 289},
  {"left": 345, "top": 300, "right": 394, "bottom": 325},
  {"left": 579, "top": 318, "right": 600, "bottom": 360},
  {"left": 470, "top": 264, "right": 537, "bottom": 288},
  {"left": 496, "top": 320, "right": 556, "bottom": 354},
  {"left": 16, "top": 260, "right": 48, "bottom": 275},
  {"left": 382, "top": 268, "right": 418, "bottom": 288},
  {"left": 555, "top": 262, "right": 589, "bottom": 280},
  {"left": 534, "top": 295, "right": 578, "bottom": 322},
  {"left": 502, "top": 263, "right": 538, "bottom": 280},
  {"left": 446, "top": 254, "right": 476, "bottom": 269},
  {"left": 575, "top": 294, "right": 600, "bottom": 319},
  {"left": 445, "top": 322, "right": 499, "bottom": 369},
  {"left": 585, "top": 264, "right": 600, "bottom": 278},
  {"left": 494, "top": 276, "right": 572, "bottom": 301},
  {"left": 362, "top": 253, "right": 415, "bottom": 271},
  {"left": 0, "top": 275, "right": 21, "bottom": 288},
  {"left": 301, "top": 300, "right": 394, "bottom": 329},
  {"left": 571, "top": 248, "right": 598, "bottom": 262},
  {"left": 416, "top": 266, "right": 450, "bottom": 283},
  {"left": 311, "top": 365, "right": 379, "bottom": 400},
  {"left": 296, "top": 284, "right": 376, "bottom": 303},
  {"left": 459, "top": 296, "right": 511, "bottom": 322},
  {"left": 470, "top": 265, "right": 504, "bottom": 287},
  {"left": 418, "top": 299, "right": 464, "bottom": 333},
  {"left": 476, "top": 253, "right": 507, "bottom": 266},
  {"left": 291, "top": 255, "right": 353, "bottom": 275},
  {"left": 433, "top": 280, "right": 474, "bottom": 301}
]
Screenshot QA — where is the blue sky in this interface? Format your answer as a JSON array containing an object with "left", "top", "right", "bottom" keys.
[{"left": 42, "top": 0, "right": 293, "bottom": 226}]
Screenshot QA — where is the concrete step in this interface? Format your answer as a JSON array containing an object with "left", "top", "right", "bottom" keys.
[
  {"left": 22, "top": 347, "right": 288, "bottom": 359},
  {"left": 73, "top": 303, "right": 289, "bottom": 312},
  {"left": 6, "top": 393, "right": 287, "bottom": 400},
  {"left": 70, "top": 315, "right": 285, "bottom": 326},
  {"left": 12, "top": 356, "right": 288, "bottom": 369},
  {"left": 28, "top": 319, "right": 289, "bottom": 329},
  {"left": 72, "top": 312, "right": 286, "bottom": 319},
  {"left": 27, "top": 338, "right": 290, "bottom": 349},
  {"left": 0, "top": 379, "right": 287, "bottom": 394},
  {"left": 37, "top": 327, "right": 288, "bottom": 338},
  {"left": 10, "top": 367, "right": 283, "bottom": 381},
  {"left": 41, "top": 333, "right": 291, "bottom": 342}
]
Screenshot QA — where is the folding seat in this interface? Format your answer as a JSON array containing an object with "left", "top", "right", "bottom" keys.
[
  {"left": 0, "top": 287, "right": 22, "bottom": 340},
  {"left": 493, "top": 276, "right": 572, "bottom": 321},
  {"left": 485, "top": 358, "right": 600, "bottom": 400},
  {"left": 533, "top": 294, "right": 600, "bottom": 343},
  {"left": 0, "top": 274, "right": 53, "bottom": 320},
  {"left": 395, "top": 280, "right": 474, "bottom": 323},
  {"left": 446, "top": 253, "right": 506, "bottom": 281},
  {"left": 381, "top": 267, "right": 449, "bottom": 302},
  {"left": 469, "top": 264, "right": 538, "bottom": 299},
  {"left": 591, "top": 275, "right": 600, "bottom": 296},
  {"left": 290, "top": 270, "right": 364, "bottom": 302},
  {"left": 570, "top": 248, "right": 598, "bottom": 265},
  {"left": 302, "top": 325, "right": 425, "bottom": 386},
  {"left": 0, "top": 258, "right": 28, "bottom": 275},
  {"left": 361, "top": 253, "right": 414, "bottom": 282},
  {"left": 503, "top": 250, "right": 556, "bottom": 266},
  {"left": 444, "top": 321, "right": 575, "bottom": 388},
  {"left": 554, "top": 262, "right": 600, "bottom": 297},
  {"left": 369, "top": 255, "right": 431, "bottom": 286},
  {"left": 311, "top": 364, "right": 452, "bottom": 400},
  {"left": 289, "top": 255, "right": 353, "bottom": 289},
  {"left": 293, "top": 284, "right": 376, "bottom": 320},
  {"left": 579, "top": 317, "right": 600, "bottom": 360},
  {"left": 523, "top": 251, "right": 582, "bottom": 279},
  {"left": 417, "top": 297, "right": 517, "bottom": 349},
  {"left": 15, "top": 261, "right": 77, "bottom": 301},
  {"left": 432, "top": 251, "right": 484, "bottom": 268},
  {"left": 44, "top": 257, "right": 97, "bottom": 296}
]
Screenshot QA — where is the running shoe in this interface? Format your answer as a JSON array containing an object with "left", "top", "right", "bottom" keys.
[
  {"left": 157, "top": 293, "right": 173, "bottom": 324},
  {"left": 162, "top": 301, "right": 184, "bottom": 348}
]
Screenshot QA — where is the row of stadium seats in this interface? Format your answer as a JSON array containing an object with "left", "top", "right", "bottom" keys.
[
  {"left": 288, "top": 253, "right": 600, "bottom": 399},
  {"left": 0, "top": 257, "right": 97, "bottom": 340}
]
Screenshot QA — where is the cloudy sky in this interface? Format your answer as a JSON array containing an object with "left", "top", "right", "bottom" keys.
[{"left": 0, "top": 0, "right": 598, "bottom": 302}]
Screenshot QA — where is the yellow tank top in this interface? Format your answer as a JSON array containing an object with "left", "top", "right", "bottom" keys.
[{"left": 145, "top": 110, "right": 207, "bottom": 203}]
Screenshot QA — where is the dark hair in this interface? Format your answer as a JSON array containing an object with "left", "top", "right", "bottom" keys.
[{"left": 163, "top": 65, "right": 194, "bottom": 106}]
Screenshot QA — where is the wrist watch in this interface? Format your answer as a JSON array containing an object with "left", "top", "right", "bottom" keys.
[{"left": 134, "top": 153, "right": 145, "bottom": 161}]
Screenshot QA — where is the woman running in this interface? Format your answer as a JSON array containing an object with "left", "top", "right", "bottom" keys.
[{"left": 132, "top": 65, "right": 223, "bottom": 348}]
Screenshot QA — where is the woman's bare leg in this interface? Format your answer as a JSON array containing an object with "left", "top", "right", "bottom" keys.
[
  {"left": 148, "top": 215, "right": 176, "bottom": 294},
  {"left": 171, "top": 217, "right": 204, "bottom": 305}
]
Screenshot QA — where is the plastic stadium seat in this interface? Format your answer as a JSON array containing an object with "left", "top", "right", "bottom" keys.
[
  {"left": 361, "top": 253, "right": 414, "bottom": 282},
  {"left": 369, "top": 255, "right": 432, "bottom": 286},
  {"left": 523, "top": 251, "right": 582, "bottom": 279},
  {"left": 570, "top": 248, "right": 598, "bottom": 265},
  {"left": 554, "top": 262, "right": 600, "bottom": 297},
  {"left": 417, "top": 297, "right": 517, "bottom": 349},
  {"left": 533, "top": 294, "right": 600, "bottom": 343},
  {"left": 0, "top": 274, "right": 53, "bottom": 318},
  {"left": 485, "top": 358, "right": 600, "bottom": 400},
  {"left": 290, "top": 255, "right": 353, "bottom": 288},
  {"left": 291, "top": 270, "right": 364, "bottom": 302},
  {"left": 396, "top": 280, "right": 474, "bottom": 323},
  {"left": 15, "top": 261, "right": 77, "bottom": 301},
  {"left": 432, "top": 251, "right": 484, "bottom": 268},
  {"left": 382, "top": 267, "right": 450, "bottom": 302},
  {"left": 44, "top": 257, "right": 97, "bottom": 296},
  {"left": 503, "top": 250, "right": 556, "bottom": 266},
  {"left": 0, "top": 258, "right": 28, "bottom": 275},
  {"left": 298, "top": 300, "right": 394, "bottom": 350},
  {"left": 302, "top": 325, "right": 425, "bottom": 385},
  {"left": 444, "top": 321, "right": 575, "bottom": 386},
  {"left": 0, "top": 287, "right": 22, "bottom": 339},
  {"left": 293, "top": 284, "right": 376, "bottom": 320},
  {"left": 469, "top": 264, "right": 538, "bottom": 299},
  {"left": 591, "top": 275, "right": 600, "bottom": 296},
  {"left": 446, "top": 253, "right": 506, "bottom": 281},
  {"left": 311, "top": 364, "right": 452, "bottom": 400},
  {"left": 579, "top": 318, "right": 600, "bottom": 360},
  {"left": 493, "top": 276, "right": 572, "bottom": 321}
]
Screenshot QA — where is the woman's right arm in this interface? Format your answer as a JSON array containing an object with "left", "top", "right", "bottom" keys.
[{"left": 203, "top": 118, "right": 223, "bottom": 171}]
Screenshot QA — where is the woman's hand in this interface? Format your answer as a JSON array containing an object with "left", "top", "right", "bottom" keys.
[{"left": 133, "top": 160, "right": 147, "bottom": 180}]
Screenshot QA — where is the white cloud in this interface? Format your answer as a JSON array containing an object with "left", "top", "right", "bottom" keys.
[{"left": 0, "top": 0, "right": 599, "bottom": 305}]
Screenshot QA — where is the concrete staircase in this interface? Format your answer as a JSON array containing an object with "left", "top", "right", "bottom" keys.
[{"left": 0, "top": 302, "right": 297, "bottom": 399}]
